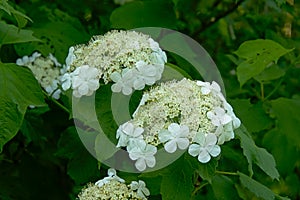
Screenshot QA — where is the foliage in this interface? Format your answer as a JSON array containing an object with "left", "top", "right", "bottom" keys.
[{"left": 0, "top": 0, "right": 300, "bottom": 199}]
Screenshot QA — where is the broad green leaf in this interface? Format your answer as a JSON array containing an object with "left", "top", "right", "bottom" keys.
[
  {"left": 234, "top": 39, "right": 293, "bottom": 86},
  {"left": 263, "top": 129, "right": 298, "bottom": 175},
  {"left": 14, "top": 21, "right": 89, "bottom": 63},
  {"left": 56, "top": 127, "right": 99, "bottom": 184},
  {"left": 0, "top": 0, "right": 32, "bottom": 28},
  {"left": 270, "top": 98, "right": 300, "bottom": 148},
  {"left": 0, "top": 63, "right": 46, "bottom": 152},
  {"left": 230, "top": 99, "right": 272, "bottom": 133},
  {"left": 0, "top": 21, "right": 40, "bottom": 45},
  {"left": 160, "top": 157, "right": 194, "bottom": 200},
  {"left": 235, "top": 126, "right": 279, "bottom": 180},
  {"left": 254, "top": 64, "right": 285, "bottom": 83},
  {"left": 0, "top": 98, "right": 23, "bottom": 153},
  {"left": 186, "top": 153, "right": 218, "bottom": 183},
  {"left": 238, "top": 172, "right": 276, "bottom": 200},
  {"left": 110, "top": 0, "right": 177, "bottom": 29},
  {"left": 211, "top": 175, "right": 240, "bottom": 200}
]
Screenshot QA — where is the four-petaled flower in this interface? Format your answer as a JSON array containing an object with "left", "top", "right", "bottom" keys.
[
  {"left": 207, "top": 107, "right": 232, "bottom": 126},
  {"left": 196, "top": 80, "right": 221, "bottom": 95},
  {"left": 188, "top": 133, "right": 221, "bottom": 163},
  {"left": 95, "top": 168, "right": 125, "bottom": 187},
  {"left": 71, "top": 65, "right": 100, "bottom": 98},
  {"left": 127, "top": 140, "right": 157, "bottom": 171},
  {"left": 130, "top": 180, "right": 150, "bottom": 199},
  {"left": 116, "top": 122, "right": 144, "bottom": 147},
  {"left": 159, "top": 123, "right": 190, "bottom": 153}
]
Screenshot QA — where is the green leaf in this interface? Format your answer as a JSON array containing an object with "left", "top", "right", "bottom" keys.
[
  {"left": 0, "top": 98, "right": 23, "bottom": 153},
  {"left": 56, "top": 127, "right": 99, "bottom": 184},
  {"left": 238, "top": 172, "right": 276, "bottom": 200},
  {"left": 0, "top": 0, "right": 32, "bottom": 28},
  {"left": 270, "top": 98, "right": 300, "bottom": 148},
  {"left": 263, "top": 129, "right": 298, "bottom": 175},
  {"left": 211, "top": 175, "right": 240, "bottom": 200},
  {"left": 160, "top": 157, "right": 194, "bottom": 200},
  {"left": 234, "top": 39, "right": 293, "bottom": 86},
  {"left": 230, "top": 99, "right": 272, "bottom": 133},
  {"left": 254, "top": 64, "right": 285, "bottom": 83},
  {"left": 110, "top": 0, "right": 177, "bottom": 29},
  {"left": 235, "top": 126, "right": 279, "bottom": 180},
  {"left": 0, "top": 21, "right": 40, "bottom": 45},
  {"left": 0, "top": 63, "right": 46, "bottom": 152},
  {"left": 187, "top": 154, "right": 218, "bottom": 183}
]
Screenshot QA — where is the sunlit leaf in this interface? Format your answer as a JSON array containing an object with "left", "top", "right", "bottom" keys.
[
  {"left": 234, "top": 39, "right": 293, "bottom": 86},
  {"left": 254, "top": 64, "right": 285, "bottom": 83},
  {"left": 0, "top": 21, "right": 40, "bottom": 45},
  {"left": 0, "top": 63, "right": 46, "bottom": 152}
]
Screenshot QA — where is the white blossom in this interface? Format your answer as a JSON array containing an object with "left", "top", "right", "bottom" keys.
[
  {"left": 196, "top": 80, "right": 221, "bottom": 95},
  {"left": 127, "top": 140, "right": 157, "bottom": 171},
  {"left": 159, "top": 123, "right": 190, "bottom": 153},
  {"left": 116, "top": 121, "right": 144, "bottom": 147},
  {"left": 110, "top": 69, "right": 135, "bottom": 95},
  {"left": 71, "top": 65, "right": 100, "bottom": 98},
  {"left": 188, "top": 133, "right": 221, "bottom": 163},
  {"left": 130, "top": 180, "right": 150, "bottom": 199},
  {"left": 207, "top": 107, "right": 232, "bottom": 126},
  {"left": 95, "top": 168, "right": 125, "bottom": 187}
]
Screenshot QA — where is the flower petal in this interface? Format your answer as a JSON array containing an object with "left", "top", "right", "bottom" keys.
[
  {"left": 188, "top": 144, "right": 200, "bottom": 157},
  {"left": 164, "top": 140, "right": 177, "bottom": 153},
  {"left": 177, "top": 138, "right": 189, "bottom": 150},
  {"left": 198, "top": 149, "right": 211, "bottom": 163},
  {"left": 135, "top": 158, "right": 147, "bottom": 171},
  {"left": 209, "top": 145, "right": 221, "bottom": 157}
]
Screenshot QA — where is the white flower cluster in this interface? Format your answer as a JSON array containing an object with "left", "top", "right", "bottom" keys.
[
  {"left": 16, "top": 52, "right": 62, "bottom": 99},
  {"left": 116, "top": 78, "right": 240, "bottom": 170},
  {"left": 61, "top": 30, "right": 166, "bottom": 97},
  {"left": 78, "top": 168, "right": 150, "bottom": 200}
]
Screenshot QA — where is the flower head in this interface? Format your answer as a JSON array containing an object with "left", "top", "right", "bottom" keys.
[
  {"left": 64, "top": 30, "right": 167, "bottom": 95},
  {"left": 16, "top": 52, "right": 62, "bottom": 99}
]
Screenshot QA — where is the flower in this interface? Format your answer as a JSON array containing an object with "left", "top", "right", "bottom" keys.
[
  {"left": 110, "top": 69, "right": 136, "bottom": 95},
  {"left": 71, "top": 65, "right": 100, "bottom": 98},
  {"left": 188, "top": 133, "right": 221, "bottom": 163},
  {"left": 207, "top": 107, "right": 232, "bottom": 126},
  {"left": 116, "top": 121, "right": 144, "bottom": 147},
  {"left": 130, "top": 180, "right": 150, "bottom": 199},
  {"left": 95, "top": 168, "right": 124, "bottom": 187},
  {"left": 196, "top": 80, "right": 221, "bottom": 95},
  {"left": 127, "top": 140, "right": 157, "bottom": 171},
  {"left": 158, "top": 123, "right": 190, "bottom": 153}
]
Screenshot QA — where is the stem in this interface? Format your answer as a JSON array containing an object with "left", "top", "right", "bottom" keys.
[
  {"left": 260, "top": 82, "right": 265, "bottom": 101},
  {"left": 215, "top": 170, "right": 239, "bottom": 176},
  {"left": 192, "top": 182, "right": 209, "bottom": 196},
  {"left": 264, "top": 78, "right": 284, "bottom": 100},
  {"left": 42, "top": 90, "right": 70, "bottom": 113}
]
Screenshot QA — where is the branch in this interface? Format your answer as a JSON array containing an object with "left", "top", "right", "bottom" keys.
[{"left": 192, "top": 0, "right": 245, "bottom": 37}]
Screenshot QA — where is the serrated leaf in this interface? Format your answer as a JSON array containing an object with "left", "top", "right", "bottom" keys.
[
  {"left": 110, "top": 0, "right": 177, "bottom": 29},
  {"left": 160, "top": 157, "right": 194, "bottom": 200},
  {"left": 230, "top": 99, "right": 272, "bottom": 133},
  {"left": 235, "top": 126, "right": 279, "bottom": 180},
  {"left": 270, "top": 98, "right": 300, "bottom": 148},
  {"left": 238, "top": 172, "right": 276, "bottom": 200},
  {"left": 254, "top": 64, "right": 285, "bottom": 83},
  {"left": 0, "top": 21, "right": 40, "bottom": 45},
  {"left": 0, "top": 63, "right": 46, "bottom": 152},
  {"left": 211, "top": 175, "right": 240, "bottom": 200},
  {"left": 234, "top": 39, "right": 293, "bottom": 86},
  {"left": 186, "top": 154, "right": 218, "bottom": 183}
]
